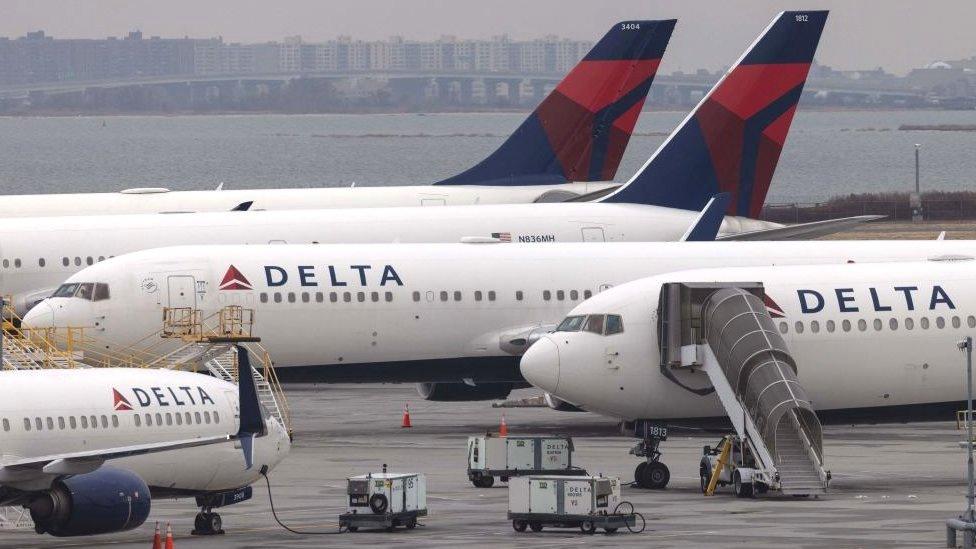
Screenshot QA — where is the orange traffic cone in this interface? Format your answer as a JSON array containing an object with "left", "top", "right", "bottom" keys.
[
  {"left": 151, "top": 521, "right": 162, "bottom": 549},
  {"left": 499, "top": 413, "right": 508, "bottom": 437},
  {"left": 164, "top": 522, "right": 174, "bottom": 549},
  {"left": 401, "top": 404, "right": 412, "bottom": 428}
]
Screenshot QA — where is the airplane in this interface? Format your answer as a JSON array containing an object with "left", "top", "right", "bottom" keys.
[
  {"left": 518, "top": 259, "right": 976, "bottom": 490},
  {"left": 0, "top": 11, "right": 846, "bottom": 314},
  {"left": 0, "top": 20, "right": 676, "bottom": 218},
  {"left": 0, "top": 349, "right": 290, "bottom": 537},
  {"left": 24, "top": 239, "right": 976, "bottom": 404}
]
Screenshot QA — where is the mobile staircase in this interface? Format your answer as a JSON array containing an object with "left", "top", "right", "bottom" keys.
[{"left": 658, "top": 283, "right": 829, "bottom": 497}]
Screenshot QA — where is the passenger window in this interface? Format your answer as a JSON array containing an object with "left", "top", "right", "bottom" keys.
[
  {"left": 557, "top": 290, "right": 565, "bottom": 301},
  {"left": 543, "top": 290, "right": 552, "bottom": 301},
  {"left": 371, "top": 292, "right": 379, "bottom": 302},
  {"left": 556, "top": 315, "right": 585, "bottom": 332},
  {"left": 810, "top": 320, "right": 819, "bottom": 333},
  {"left": 155, "top": 413, "right": 162, "bottom": 426},
  {"left": 606, "top": 314, "right": 624, "bottom": 335},
  {"left": 74, "top": 257, "right": 81, "bottom": 266},
  {"left": 583, "top": 314, "right": 605, "bottom": 334},
  {"left": 100, "top": 415, "right": 108, "bottom": 428},
  {"left": 953, "top": 316, "right": 961, "bottom": 329},
  {"left": 69, "top": 416, "right": 77, "bottom": 429},
  {"left": 873, "top": 319, "right": 882, "bottom": 331},
  {"left": 889, "top": 318, "right": 898, "bottom": 330},
  {"left": 316, "top": 292, "right": 324, "bottom": 303},
  {"left": 385, "top": 292, "right": 393, "bottom": 302},
  {"left": 440, "top": 291, "right": 448, "bottom": 302},
  {"left": 90, "top": 415, "right": 97, "bottom": 428},
  {"left": 185, "top": 412, "right": 192, "bottom": 425},
  {"left": 344, "top": 292, "right": 352, "bottom": 303},
  {"left": 166, "top": 413, "right": 173, "bottom": 426},
  {"left": 570, "top": 290, "right": 579, "bottom": 301},
  {"left": 81, "top": 416, "right": 89, "bottom": 428},
  {"left": 921, "top": 317, "right": 930, "bottom": 329},
  {"left": 176, "top": 413, "right": 183, "bottom": 425},
  {"left": 260, "top": 293, "right": 268, "bottom": 303},
  {"left": 413, "top": 291, "right": 421, "bottom": 302},
  {"left": 62, "top": 257, "right": 69, "bottom": 266},
  {"left": 98, "top": 256, "right": 105, "bottom": 262},
  {"left": 584, "top": 290, "right": 593, "bottom": 299},
  {"left": 134, "top": 414, "right": 141, "bottom": 427},
  {"left": 195, "top": 412, "right": 202, "bottom": 424},
  {"left": 857, "top": 319, "right": 867, "bottom": 332},
  {"left": 273, "top": 292, "right": 282, "bottom": 303},
  {"left": 2, "top": 259, "right": 7, "bottom": 268},
  {"left": 13, "top": 258, "right": 20, "bottom": 268},
  {"left": 937, "top": 317, "right": 946, "bottom": 329},
  {"left": 826, "top": 320, "right": 835, "bottom": 332},
  {"left": 779, "top": 322, "right": 788, "bottom": 334},
  {"left": 144, "top": 414, "right": 152, "bottom": 426},
  {"left": 331, "top": 292, "right": 338, "bottom": 303},
  {"left": 23, "top": 418, "right": 30, "bottom": 431},
  {"left": 970, "top": 316, "right": 976, "bottom": 329},
  {"left": 112, "top": 415, "right": 118, "bottom": 427},
  {"left": 301, "top": 292, "right": 310, "bottom": 303},
  {"left": 38, "top": 258, "right": 45, "bottom": 267},
  {"left": 794, "top": 321, "right": 803, "bottom": 334},
  {"left": 86, "top": 256, "right": 93, "bottom": 265},
  {"left": 204, "top": 411, "right": 212, "bottom": 424},
  {"left": 905, "top": 317, "right": 915, "bottom": 330},
  {"left": 357, "top": 292, "right": 365, "bottom": 303},
  {"left": 516, "top": 291, "right": 524, "bottom": 301},
  {"left": 46, "top": 417, "right": 53, "bottom": 430},
  {"left": 214, "top": 411, "right": 220, "bottom": 423},
  {"left": 488, "top": 291, "right": 496, "bottom": 301},
  {"left": 35, "top": 417, "right": 42, "bottom": 430},
  {"left": 93, "top": 283, "right": 110, "bottom": 301},
  {"left": 475, "top": 291, "right": 483, "bottom": 302},
  {"left": 842, "top": 319, "right": 851, "bottom": 332},
  {"left": 3, "top": 418, "right": 9, "bottom": 431},
  {"left": 287, "top": 292, "right": 296, "bottom": 303},
  {"left": 453, "top": 291, "right": 462, "bottom": 301}
]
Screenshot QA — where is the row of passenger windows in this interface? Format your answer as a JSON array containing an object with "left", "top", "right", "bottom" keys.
[
  {"left": 2, "top": 410, "right": 219, "bottom": 433},
  {"left": 0, "top": 256, "right": 108, "bottom": 269},
  {"left": 259, "top": 289, "right": 594, "bottom": 305},
  {"left": 779, "top": 314, "right": 976, "bottom": 335}
]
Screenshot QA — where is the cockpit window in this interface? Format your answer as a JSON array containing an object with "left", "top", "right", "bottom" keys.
[
  {"left": 52, "top": 283, "right": 79, "bottom": 298},
  {"left": 93, "top": 283, "right": 110, "bottom": 301},
  {"left": 52, "top": 282, "right": 110, "bottom": 301},
  {"left": 605, "top": 314, "right": 624, "bottom": 335},
  {"left": 583, "top": 314, "right": 605, "bottom": 334},
  {"left": 556, "top": 315, "right": 585, "bottom": 332},
  {"left": 75, "top": 283, "right": 94, "bottom": 300}
]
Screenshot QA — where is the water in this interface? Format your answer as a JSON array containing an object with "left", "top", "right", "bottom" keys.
[{"left": 0, "top": 110, "right": 974, "bottom": 203}]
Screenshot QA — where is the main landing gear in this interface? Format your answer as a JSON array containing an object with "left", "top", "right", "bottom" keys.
[
  {"left": 191, "top": 486, "right": 252, "bottom": 535},
  {"left": 629, "top": 423, "right": 670, "bottom": 489},
  {"left": 192, "top": 510, "right": 224, "bottom": 536}
]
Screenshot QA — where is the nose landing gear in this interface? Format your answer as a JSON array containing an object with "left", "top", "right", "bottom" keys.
[
  {"left": 192, "top": 510, "right": 224, "bottom": 536},
  {"left": 629, "top": 422, "right": 670, "bottom": 489}
]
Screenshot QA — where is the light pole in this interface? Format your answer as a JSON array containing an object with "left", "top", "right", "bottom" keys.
[
  {"left": 915, "top": 143, "right": 921, "bottom": 194},
  {"left": 911, "top": 144, "right": 923, "bottom": 223}
]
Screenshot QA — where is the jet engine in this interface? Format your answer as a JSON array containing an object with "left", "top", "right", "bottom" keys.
[
  {"left": 29, "top": 467, "right": 151, "bottom": 537},
  {"left": 416, "top": 382, "right": 513, "bottom": 401}
]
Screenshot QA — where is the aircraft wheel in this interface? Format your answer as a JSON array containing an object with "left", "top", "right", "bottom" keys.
[
  {"left": 638, "top": 461, "right": 669, "bottom": 489},
  {"left": 634, "top": 462, "right": 648, "bottom": 485},
  {"left": 194, "top": 513, "right": 206, "bottom": 532},
  {"left": 208, "top": 513, "right": 222, "bottom": 533}
]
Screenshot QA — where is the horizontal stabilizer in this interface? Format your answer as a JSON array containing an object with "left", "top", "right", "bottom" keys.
[
  {"left": 718, "top": 215, "right": 883, "bottom": 241},
  {"left": 601, "top": 11, "right": 828, "bottom": 218},
  {"left": 435, "top": 20, "right": 676, "bottom": 186}
]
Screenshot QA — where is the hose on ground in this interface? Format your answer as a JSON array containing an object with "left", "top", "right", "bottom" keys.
[
  {"left": 262, "top": 469, "right": 347, "bottom": 535},
  {"left": 612, "top": 501, "right": 646, "bottom": 534}
]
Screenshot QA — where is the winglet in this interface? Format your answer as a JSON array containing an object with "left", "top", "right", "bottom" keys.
[
  {"left": 235, "top": 345, "right": 267, "bottom": 470},
  {"left": 680, "top": 193, "right": 731, "bottom": 242},
  {"left": 231, "top": 201, "right": 253, "bottom": 212},
  {"left": 601, "top": 11, "right": 828, "bottom": 217},
  {"left": 435, "top": 20, "right": 676, "bottom": 186}
]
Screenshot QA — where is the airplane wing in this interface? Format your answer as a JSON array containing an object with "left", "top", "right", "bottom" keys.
[
  {"left": 231, "top": 201, "right": 254, "bottom": 211},
  {"left": 717, "top": 215, "right": 884, "bottom": 241},
  {"left": 0, "top": 435, "right": 231, "bottom": 480}
]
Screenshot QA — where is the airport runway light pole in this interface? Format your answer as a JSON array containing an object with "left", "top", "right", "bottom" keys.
[{"left": 915, "top": 143, "right": 921, "bottom": 194}]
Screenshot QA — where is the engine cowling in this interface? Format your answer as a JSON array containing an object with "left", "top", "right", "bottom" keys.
[
  {"left": 416, "top": 382, "right": 513, "bottom": 401},
  {"left": 29, "top": 467, "right": 151, "bottom": 537}
]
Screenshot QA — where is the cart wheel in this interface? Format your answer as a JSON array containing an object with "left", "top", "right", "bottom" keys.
[
  {"left": 347, "top": 526, "right": 359, "bottom": 533},
  {"left": 604, "top": 527, "right": 618, "bottom": 535},
  {"left": 480, "top": 476, "right": 495, "bottom": 488},
  {"left": 580, "top": 521, "right": 596, "bottom": 535},
  {"left": 512, "top": 519, "right": 528, "bottom": 532},
  {"left": 500, "top": 476, "right": 509, "bottom": 483},
  {"left": 529, "top": 522, "right": 544, "bottom": 532},
  {"left": 733, "top": 470, "right": 754, "bottom": 498},
  {"left": 406, "top": 518, "right": 417, "bottom": 529}
]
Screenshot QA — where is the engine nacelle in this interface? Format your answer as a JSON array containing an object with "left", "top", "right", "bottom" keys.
[
  {"left": 416, "top": 382, "right": 513, "bottom": 401},
  {"left": 29, "top": 467, "right": 151, "bottom": 537},
  {"left": 498, "top": 324, "right": 557, "bottom": 355},
  {"left": 11, "top": 287, "right": 57, "bottom": 317}
]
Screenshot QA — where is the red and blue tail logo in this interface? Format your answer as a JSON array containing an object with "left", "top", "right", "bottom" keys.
[
  {"left": 604, "top": 11, "right": 828, "bottom": 218},
  {"left": 436, "top": 20, "right": 675, "bottom": 186}
]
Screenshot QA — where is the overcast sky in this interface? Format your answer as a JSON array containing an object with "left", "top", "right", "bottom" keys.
[{"left": 4, "top": 0, "right": 974, "bottom": 75}]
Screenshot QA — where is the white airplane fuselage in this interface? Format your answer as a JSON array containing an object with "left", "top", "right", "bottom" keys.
[
  {"left": 0, "top": 368, "right": 289, "bottom": 493},
  {"left": 0, "top": 183, "right": 616, "bottom": 218},
  {"left": 521, "top": 261, "right": 976, "bottom": 421},
  {"left": 0, "top": 202, "right": 774, "bottom": 311},
  {"left": 25, "top": 242, "right": 976, "bottom": 384}
]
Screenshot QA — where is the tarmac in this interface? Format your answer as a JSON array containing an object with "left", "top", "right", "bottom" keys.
[{"left": 3, "top": 383, "right": 973, "bottom": 548}]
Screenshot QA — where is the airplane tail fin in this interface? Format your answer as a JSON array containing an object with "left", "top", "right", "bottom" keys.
[
  {"left": 435, "top": 20, "right": 676, "bottom": 186},
  {"left": 601, "top": 11, "right": 828, "bottom": 218},
  {"left": 235, "top": 345, "right": 267, "bottom": 470}
]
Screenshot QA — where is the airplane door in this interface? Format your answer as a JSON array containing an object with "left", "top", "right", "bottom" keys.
[
  {"left": 581, "top": 227, "right": 605, "bottom": 242},
  {"left": 167, "top": 276, "right": 197, "bottom": 309}
]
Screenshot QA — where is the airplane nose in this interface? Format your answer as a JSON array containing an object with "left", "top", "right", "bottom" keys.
[
  {"left": 520, "top": 336, "right": 560, "bottom": 392},
  {"left": 21, "top": 301, "right": 55, "bottom": 329}
]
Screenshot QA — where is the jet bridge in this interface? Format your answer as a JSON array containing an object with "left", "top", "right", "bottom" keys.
[{"left": 658, "top": 283, "right": 828, "bottom": 497}]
